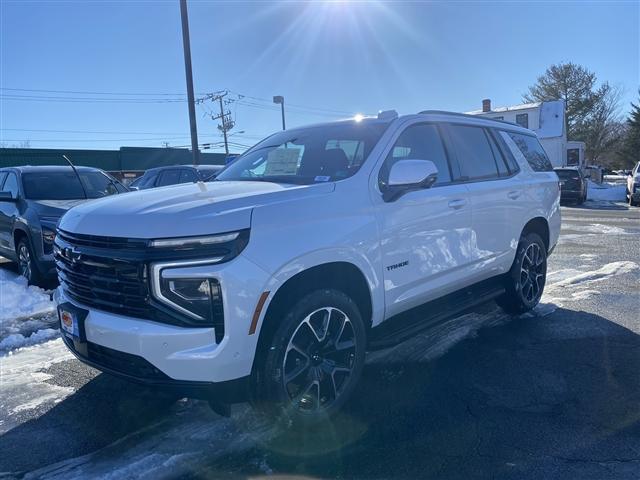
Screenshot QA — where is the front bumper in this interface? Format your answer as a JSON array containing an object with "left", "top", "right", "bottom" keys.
[{"left": 54, "top": 254, "right": 271, "bottom": 387}]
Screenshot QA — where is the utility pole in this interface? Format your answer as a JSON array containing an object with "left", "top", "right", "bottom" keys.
[
  {"left": 273, "top": 95, "right": 286, "bottom": 130},
  {"left": 179, "top": 0, "right": 199, "bottom": 166},
  {"left": 201, "top": 91, "right": 235, "bottom": 156},
  {"left": 218, "top": 95, "right": 229, "bottom": 155}
]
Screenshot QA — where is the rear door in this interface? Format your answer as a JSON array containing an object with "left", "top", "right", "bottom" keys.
[
  {"left": 444, "top": 124, "right": 521, "bottom": 278},
  {"left": 374, "top": 122, "right": 473, "bottom": 317}
]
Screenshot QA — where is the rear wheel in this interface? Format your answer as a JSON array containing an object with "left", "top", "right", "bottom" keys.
[
  {"left": 251, "top": 289, "right": 366, "bottom": 425},
  {"left": 497, "top": 233, "right": 547, "bottom": 314},
  {"left": 17, "top": 238, "right": 43, "bottom": 286}
]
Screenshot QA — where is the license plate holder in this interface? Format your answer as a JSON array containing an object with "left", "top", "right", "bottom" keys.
[{"left": 58, "top": 302, "right": 89, "bottom": 342}]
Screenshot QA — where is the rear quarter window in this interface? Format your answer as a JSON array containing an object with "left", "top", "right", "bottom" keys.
[{"left": 503, "top": 131, "right": 553, "bottom": 172}]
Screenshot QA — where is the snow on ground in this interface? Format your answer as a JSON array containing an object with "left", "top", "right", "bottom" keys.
[
  {"left": 0, "top": 269, "right": 58, "bottom": 353},
  {"left": 586, "top": 180, "right": 627, "bottom": 202},
  {"left": 0, "top": 338, "right": 74, "bottom": 434}
]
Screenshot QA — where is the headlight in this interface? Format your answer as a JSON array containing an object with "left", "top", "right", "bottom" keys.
[
  {"left": 158, "top": 276, "right": 222, "bottom": 322},
  {"left": 150, "top": 232, "right": 240, "bottom": 248},
  {"left": 42, "top": 227, "right": 56, "bottom": 244}
]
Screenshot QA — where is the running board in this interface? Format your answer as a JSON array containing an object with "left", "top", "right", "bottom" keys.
[{"left": 369, "top": 276, "right": 506, "bottom": 350}]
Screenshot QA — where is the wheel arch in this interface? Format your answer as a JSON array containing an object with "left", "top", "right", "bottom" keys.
[
  {"left": 521, "top": 217, "right": 550, "bottom": 251},
  {"left": 252, "top": 261, "right": 374, "bottom": 375}
]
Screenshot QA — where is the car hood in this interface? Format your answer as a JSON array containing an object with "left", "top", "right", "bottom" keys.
[
  {"left": 58, "top": 181, "right": 335, "bottom": 238},
  {"left": 32, "top": 199, "right": 88, "bottom": 220}
]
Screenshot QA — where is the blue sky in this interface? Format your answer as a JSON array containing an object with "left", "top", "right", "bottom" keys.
[{"left": 1, "top": 0, "right": 638, "bottom": 153}]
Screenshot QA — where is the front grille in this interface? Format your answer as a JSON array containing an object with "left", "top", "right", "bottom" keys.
[
  {"left": 56, "top": 247, "right": 152, "bottom": 318},
  {"left": 54, "top": 230, "right": 226, "bottom": 334}
]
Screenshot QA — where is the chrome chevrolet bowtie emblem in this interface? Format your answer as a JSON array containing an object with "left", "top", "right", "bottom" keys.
[{"left": 63, "top": 246, "right": 82, "bottom": 264}]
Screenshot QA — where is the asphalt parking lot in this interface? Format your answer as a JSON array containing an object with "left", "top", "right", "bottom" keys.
[{"left": 1, "top": 202, "right": 638, "bottom": 479}]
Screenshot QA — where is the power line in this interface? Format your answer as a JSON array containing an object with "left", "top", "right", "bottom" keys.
[
  {"left": 1, "top": 128, "right": 191, "bottom": 135},
  {"left": 0, "top": 94, "right": 186, "bottom": 103},
  {"left": 0, "top": 87, "right": 190, "bottom": 96}
]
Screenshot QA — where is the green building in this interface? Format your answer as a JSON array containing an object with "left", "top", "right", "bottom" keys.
[{"left": 0, "top": 146, "right": 229, "bottom": 181}]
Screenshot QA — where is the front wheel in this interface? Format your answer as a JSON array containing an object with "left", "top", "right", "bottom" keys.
[
  {"left": 251, "top": 289, "right": 367, "bottom": 425},
  {"left": 17, "top": 238, "right": 43, "bottom": 286},
  {"left": 497, "top": 233, "right": 547, "bottom": 314}
]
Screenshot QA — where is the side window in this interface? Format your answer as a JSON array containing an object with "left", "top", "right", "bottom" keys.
[
  {"left": 515, "top": 113, "right": 529, "bottom": 129},
  {"left": 1, "top": 172, "right": 20, "bottom": 197},
  {"left": 504, "top": 131, "right": 553, "bottom": 172},
  {"left": 157, "top": 169, "right": 181, "bottom": 187},
  {"left": 379, "top": 124, "right": 452, "bottom": 187},
  {"left": 141, "top": 172, "right": 159, "bottom": 188},
  {"left": 0, "top": 172, "right": 7, "bottom": 189},
  {"left": 567, "top": 148, "right": 580, "bottom": 166},
  {"left": 448, "top": 125, "right": 500, "bottom": 180},
  {"left": 179, "top": 169, "right": 197, "bottom": 183}
]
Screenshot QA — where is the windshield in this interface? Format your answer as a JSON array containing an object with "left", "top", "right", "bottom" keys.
[
  {"left": 22, "top": 171, "right": 123, "bottom": 200},
  {"left": 215, "top": 122, "right": 389, "bottom": 185}
]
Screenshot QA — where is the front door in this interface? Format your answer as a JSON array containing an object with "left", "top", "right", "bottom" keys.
[
  {"left": 374, "top": 123, "right": 473, "bottom": 318},
  {"left": 0, "top": 172, "right": 21, "bottom": 254}
]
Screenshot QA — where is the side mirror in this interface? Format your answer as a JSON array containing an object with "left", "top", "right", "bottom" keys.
[
  {"left": 383, "top": 159, "right": 439, "bottom": 202},
  {"left": 0, "top": 191, "right": 17, "bottom": 202}
]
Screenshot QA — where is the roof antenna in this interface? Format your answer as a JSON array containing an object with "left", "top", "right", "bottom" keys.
[{"left": 62, "top": 154, "right": 88, "bottom": 199}]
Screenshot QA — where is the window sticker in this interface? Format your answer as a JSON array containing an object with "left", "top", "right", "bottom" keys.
[
  {"left": 314, "top": 175, "right": 331, "bottom": 182},
  {"left": 264, "top": 148, "right": 301, "bottom": 175}
]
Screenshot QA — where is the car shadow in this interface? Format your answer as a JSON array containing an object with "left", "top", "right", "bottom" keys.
[
  {"left": 573, "top": 201, "right": 630, "bottom": 211},
  {"left": 207, "top": 307, "right": 640, "bottom": 479},
  {"left": 0, "top": 368, "right": 179, "bottom": 474},
  {"left": 2, "top": 307, "right": 639, "bottom": 479}
]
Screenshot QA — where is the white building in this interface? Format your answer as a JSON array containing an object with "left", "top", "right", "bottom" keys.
[{"left": 467, "top": 99, "right": 585, "bottom": 169}]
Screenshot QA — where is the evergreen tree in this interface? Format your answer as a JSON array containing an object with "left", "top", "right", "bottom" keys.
[{"left": 618, "top": 91, "right": 640, "bottom": 168}]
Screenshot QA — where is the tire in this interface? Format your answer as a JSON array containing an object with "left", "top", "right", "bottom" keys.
[
  {"left": 496, "top": 232, "right": 547, "bottom": 315},
  {"left": 251, "top": 289, "right": 367, "bottom": 425},
  {"left": 16, "top": 238, "right": 44, "bottom": 286}
]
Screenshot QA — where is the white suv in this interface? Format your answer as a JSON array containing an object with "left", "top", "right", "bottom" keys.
[
  {"left": 627, "top": 161, "right": 640, "bottom": 206},
  {"left": 54, "top": 110, "right": 560, "bottom": 422}
]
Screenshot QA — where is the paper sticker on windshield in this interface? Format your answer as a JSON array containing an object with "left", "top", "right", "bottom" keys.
[
  {"left": 314, "top": 175, "right": 330, "bottom": 182},
  {"left": 264, "top": 148, "right": 301, "bottom": 176}
]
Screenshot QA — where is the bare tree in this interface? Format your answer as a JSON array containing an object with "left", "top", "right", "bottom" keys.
[{"left": 575, "top": 83, "right": 624, "bottom": 164}]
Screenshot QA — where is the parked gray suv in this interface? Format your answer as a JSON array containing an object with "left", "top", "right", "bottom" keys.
[{"left": 0, "top": 166, "right": 128, "bottom": 285}]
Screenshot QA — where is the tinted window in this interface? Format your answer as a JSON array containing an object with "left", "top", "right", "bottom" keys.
[
  {"left": 379, "top": 124, "right": 451, "bottom": 186},
  {"left": 516, "top": 113, "right": 529, "bottom": 129},
  {"left": 0, "top": 172, "right": 7, "bottom": 189},
  {"left": 448, "top": 125, "right": 499, "bottom": 180},
  {"left": 22, "top": 171, "right": 120, "bottom": 200},
  {"left": 2, "top": 173, "right": 19, "bottom": 197},
  {"left": 179, "top": 169, "right": 197, "bottom": 183},
  {"left": 567, "top": 148, "right": 579, "bottom": 166},
  {"left": 487, "top": 133, "right": 510, "bottom": 176},
  {"left": 157, "top": 169, "right": 182, "bottom": 187},
  {"left": 555, "top": 169, "right": 578, "bottom": 180},
  {"left": 139, "top": 172, "right": 159, "bottom": 188},
  {"left": 505, "top": 132, "right": 553, "bottom": 172}
]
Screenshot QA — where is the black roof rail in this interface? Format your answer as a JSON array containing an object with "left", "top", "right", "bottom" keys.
[{"left": 417, "top": 110, "right": 520, "bottom": 127}]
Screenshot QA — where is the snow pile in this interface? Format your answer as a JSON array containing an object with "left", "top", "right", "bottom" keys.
[
  {"left": 0, "top": 269, "right": 58, "bottom": 353},
  {"left": 0, "top": 339, "right": 74, "bottom": 432},
  {"left": 0, "top": 269, "right": 54, "bottom": 321},
  {"left": 0, "top": 328, "right": 59, "bottom": 352},
  {"left": 553, "top": 261, "right": 639, "bottom": 287},
  {"left": 587, "top": 180, "right": 626, "bottom": 202}
]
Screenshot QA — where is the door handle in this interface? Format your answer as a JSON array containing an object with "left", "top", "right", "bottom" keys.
[
  {"left": 507, "top": 191, "right": 521, "bottom": 200},
  {"left": 448, "top": 199, "right": 467, "bottom": 210}
]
